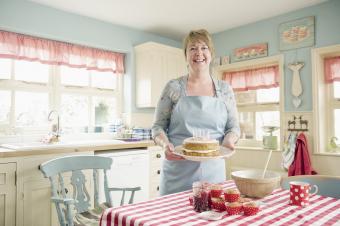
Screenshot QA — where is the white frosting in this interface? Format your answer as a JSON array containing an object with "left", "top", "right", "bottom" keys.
[
  {"left": 183, "top": 148, "right": 217, "bottom": 153},
  {"left": 183, "top": 137, "right": 218, "bottom": 144}
]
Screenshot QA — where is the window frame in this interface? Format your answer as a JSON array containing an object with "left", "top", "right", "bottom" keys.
[
  {"left": 214, "top": 54, "right": 284, "bottom": 150},
  {"left": 0, "top": 59, "right": 123, "bottom": 136},
  {"left": 312, "top": 44, "right": 340, "bottom": 155}
]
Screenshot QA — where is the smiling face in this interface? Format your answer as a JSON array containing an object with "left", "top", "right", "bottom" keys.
[
  {"left": 183, "top": 29, "right": 215, "bottom": 75},
  {"left": 186, "top": 40, "right": 212, "bottom": 73}
]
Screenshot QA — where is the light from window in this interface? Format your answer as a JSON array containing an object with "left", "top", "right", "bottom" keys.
[
  {"left": 93, "top": 96, "right": 117, "bottom": 126},
  {"left": 334, "top": 81, "right": 340, "bottom": 98},
  {"left": 235, "top": 91, "right": 256, "bottom": 105},
  {"left": 0, "top": 59, "right": 11, "bottom": 79},
  {"left": 0, "top": 91, "right": 11, "bottom": 124},
  {"left": 257, "top": 87, "right": 279, "bottom": 103},
  {"left": 91, "top": 71, "right": 117, "bottom": 90},
  {"left": 255, "top": 111, "right": 280, "bottom": 140},
  {"left": 239, "top": 112, "right": 254, "bottom": 139},
  {"left": 239, "top": 111, "right": 280, "bottom": 141},
  {"left": 15, "top": 91, "right": 49, "bottom": 127},
  {"left": 14, "top": 60, "right": 49, "bottom": 83},
  {"left": 335, "top": 109, "right": 340, "bottom": 139},
  {"left": 60, "top": 66, "right": 89, "bottom": 87},
  {"left": 236, "top": 87, "right": 280, "bottom": 143},
  {"left": 61, "top": 94, "right": 89, "bottom": 128},
  {"left": 0, "top": 58, "right": 120, "bottom": 136}
]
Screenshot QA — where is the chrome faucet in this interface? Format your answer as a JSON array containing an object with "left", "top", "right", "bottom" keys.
[{"left": 48, "top": 110, "right": 61, "bottom": 141}]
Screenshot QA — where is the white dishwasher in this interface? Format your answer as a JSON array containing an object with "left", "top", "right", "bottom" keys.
[{"left": 96, "top": 148, "right": 149, "bottom": 206}]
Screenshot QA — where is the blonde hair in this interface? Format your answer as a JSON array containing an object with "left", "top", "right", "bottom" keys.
[{"left": 183, "top": 29, "right": 215, "bottom": 59}]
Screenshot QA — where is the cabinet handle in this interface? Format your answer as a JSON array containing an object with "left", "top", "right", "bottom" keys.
[
  {"left": 157, "top": 186, "right": 159, "bottom": 191},
  {"left": 157, "top": 170, "right": 160, "bottom": 174},
  {"left": 156, "top": 153, "right": 161, "bottom": 158}
]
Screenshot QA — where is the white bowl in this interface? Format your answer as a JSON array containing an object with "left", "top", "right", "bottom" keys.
[{"left": 231, "top": 170, "right": 281, "bottom": 198}]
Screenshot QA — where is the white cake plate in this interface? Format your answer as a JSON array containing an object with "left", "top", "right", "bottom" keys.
[{"left": 174, "top": 145, "right": 235, "bottom": 161}]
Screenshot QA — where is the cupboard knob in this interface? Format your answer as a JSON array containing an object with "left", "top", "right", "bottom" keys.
[
  {"left": 157, "top": 186, "right": 159, "bottom": 191},
  {"left": 156, "top": 154, "right": 161, "bottom": 158},
  {"left": 157, "top": 170, "right": 160, "bottom": 174}
]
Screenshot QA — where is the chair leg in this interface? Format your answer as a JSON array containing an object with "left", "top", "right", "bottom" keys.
[{"left": 66, "top": 204, "right": 74, "bottom": 226}]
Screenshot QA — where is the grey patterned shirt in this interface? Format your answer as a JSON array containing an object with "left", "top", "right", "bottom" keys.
[{"left": 152, "top": 75, "right": 240, "bottom": 139}]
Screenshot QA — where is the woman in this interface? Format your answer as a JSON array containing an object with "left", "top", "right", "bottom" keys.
[{"left": 152, "top": 29, "right": 240, "bottom": 195}]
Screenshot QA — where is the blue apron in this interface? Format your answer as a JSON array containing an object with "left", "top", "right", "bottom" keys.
[{"left": 160, "top": 81, "right": 229, "bottom": 195}]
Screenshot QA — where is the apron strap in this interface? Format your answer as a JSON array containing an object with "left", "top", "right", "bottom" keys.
[{"left": 182, "top": 75, "right": 221, "bottom": 98}]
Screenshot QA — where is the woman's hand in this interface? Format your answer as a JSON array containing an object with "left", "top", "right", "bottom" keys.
[
  {"left": 154, "top": 133, "right": 184, "bottom": 161},
  {"left": 222, "top": 132, "right": 239, "bottom": 150},
  {"left": 164, "top": 143, "right": 185, "bottom": 161}
]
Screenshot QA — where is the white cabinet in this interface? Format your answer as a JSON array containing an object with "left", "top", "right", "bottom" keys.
[
  {"left": 148, "top": 146, "right": 164, "bottom": 198},
  {"left": 135, "top": 42, "right": 187, "bottom": 108},
  {"left": 96, "top": 149, "right": 149, "bottom": 206},
  {"left": 0, "top": 162, "right": 16, "bottom": 226}
]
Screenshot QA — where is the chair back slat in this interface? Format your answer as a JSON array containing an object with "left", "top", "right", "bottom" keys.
[
  {"left": 40, "top": 155, "right": 112, "bottom": 177},
  {"left": 50, "top": 176, "right": 67, "bottom": 226},
  {"left": 71, "top": 170, "right": 91, "bottom": 213},
  {"left": 93, "top": 169, "right": 99, "bottom": 208},
  {"left": 103, "top": 169, "right": 112, "bottom": 206},
  {"left": 58, "top": 173, "right": 67, "bottom": 197}
]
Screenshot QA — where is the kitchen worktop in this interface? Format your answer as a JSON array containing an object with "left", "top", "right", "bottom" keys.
[{"left": 0, "top": 140, "right": 155, "bottom": 158}]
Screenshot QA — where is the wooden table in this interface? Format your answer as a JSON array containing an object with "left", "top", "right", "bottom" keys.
[{"left": 100, "top": 180, "right": 340, "bottom": 226}]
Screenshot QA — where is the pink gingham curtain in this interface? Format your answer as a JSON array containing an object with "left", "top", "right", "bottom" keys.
[
  {"left": 222, "top": 65, "right": 279, "bottom": 91},
  {"left": 0, "top": 30, "right": 124, "bottom": 74},
  {"left": 324, "top": 56, "right": 340, "bottom": 83}
]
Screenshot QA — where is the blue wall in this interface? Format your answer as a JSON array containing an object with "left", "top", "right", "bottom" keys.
[
  {"left": 0, "top": 0, "right": 181, "bottom": 114},
  {"left": 213, "top": 0, "right": 340, "bottom": 112}
]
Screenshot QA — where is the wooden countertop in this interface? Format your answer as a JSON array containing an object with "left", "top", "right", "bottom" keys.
[{"left": 0, "top": 140, "right": 155, "bottom": 158}]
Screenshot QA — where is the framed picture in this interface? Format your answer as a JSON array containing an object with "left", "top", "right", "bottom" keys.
[
  {"left": 279, "top": 16, "right": 315, "bottom": 51},
  {"left": 221, "top": 56, "right": 230, "bottom": 65},
  {"left": 232, "top": 43, "right": 268, "bottom": 62}
]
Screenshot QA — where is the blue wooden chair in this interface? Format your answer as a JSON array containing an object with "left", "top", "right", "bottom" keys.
[
  {"left": 39, "top": 155, "right": 141, "bottom": 226},
  {"left": 281, "top": 175, "right": 340, "bottom": 199}
]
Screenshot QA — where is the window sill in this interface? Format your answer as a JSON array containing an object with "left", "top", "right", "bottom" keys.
[
  {"left": 312, "top": 152, "right": 340, "bottom": 157},
  {"left": 235, "top": 146, "right": 280, "bottom": 152}
]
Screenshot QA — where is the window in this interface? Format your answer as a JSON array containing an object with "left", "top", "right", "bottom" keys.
[
  {"left": 236, "top": 86, "right": 280, "bottom": 147},
  {"left": 312, "top": 44, "right": 340, "bottom": 154},
  {"left": 333, "top": 82, "right": 340, "bottom": 140},
  {"left": 0, "top": 59, "right": 122, "bottom": 136},
  {"left": 216, "top": 55, "right": 284, "bottom": 149}
]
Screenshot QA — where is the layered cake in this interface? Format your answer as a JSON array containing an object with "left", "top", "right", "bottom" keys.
[{"left": 183, "top": 137, "right": 220, "bottom": 156}]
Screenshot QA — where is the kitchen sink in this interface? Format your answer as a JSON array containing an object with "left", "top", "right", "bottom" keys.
[{"left": 1, "top": 139, "right": 126, "bottom": 151}]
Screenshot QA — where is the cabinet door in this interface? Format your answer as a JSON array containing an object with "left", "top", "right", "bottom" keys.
[
  {"left": 165, "top": 51, "right": 187, "bottom": 82},
  {"left": 23, "top": 180, "right": 59, "bottom": 226},
  {"left": 106, "top": 153, "right": 149, "bottom": 205},
  {"left": 135, "top": 42, "right": 186, "bottom": 108},
  {"left": 136, "top": 51, "right": 165, "bottom": 108},
  {"left": 0, "top": 163, "right": 16, "bottom": 226}
]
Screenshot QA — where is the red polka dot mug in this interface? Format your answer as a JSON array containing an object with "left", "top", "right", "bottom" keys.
[{"left": 289, "top": 181, "right": 318, "bottom": 207}]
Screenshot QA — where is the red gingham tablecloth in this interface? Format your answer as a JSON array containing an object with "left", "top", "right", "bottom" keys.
[{"left": 100, "top": 180, "right": 340, "bottom": 226}]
